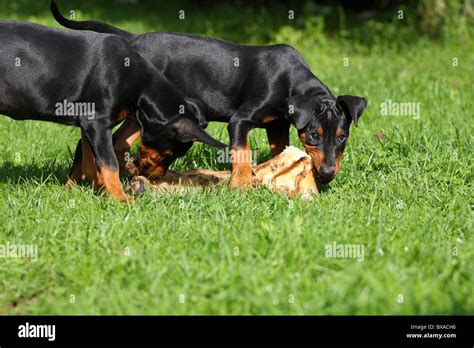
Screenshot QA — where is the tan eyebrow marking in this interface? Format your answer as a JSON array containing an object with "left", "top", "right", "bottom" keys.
[
  {"left": 336, "top": 128, "right": 343, "bottom": 137},
  {"left": 317, "top": 127, "right": 324, "bottom": 136}
]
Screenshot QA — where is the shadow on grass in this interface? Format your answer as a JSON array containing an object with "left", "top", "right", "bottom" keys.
[
  {"left": 316, "top": 182, "right": 332, "bottom": 194},
  {"left": 0, "top": 161, "right": 68, "bottom": 184}
]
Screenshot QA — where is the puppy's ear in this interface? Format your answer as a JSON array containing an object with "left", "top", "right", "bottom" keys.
[
  {"left": 286, "top": 94, "right": 314, "bottom": 129},
  {"left": 184, "top": 97, "right": 207, "bottom": 128},
  {"left": 168, "top": 117, "right": 228, "bottom": 148},
  {"left": 336, "top": 95, "right": 367, "bottom": 127}
]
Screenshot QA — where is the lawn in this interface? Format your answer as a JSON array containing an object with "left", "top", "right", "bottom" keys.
[{"left": 0, "top": 0, "right": 472, "bottom": 314}]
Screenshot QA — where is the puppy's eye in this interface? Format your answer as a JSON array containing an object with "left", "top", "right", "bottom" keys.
[
  {"left": 336, "top": 135, "right": 346, "bottom": 145},
  {"left": 309, "top": 132, "right": 321, "bottom": 142}
]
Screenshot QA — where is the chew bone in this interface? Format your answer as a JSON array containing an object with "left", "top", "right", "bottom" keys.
[{"left": 126, "top": 146, "right": 319, "bottom": 199}]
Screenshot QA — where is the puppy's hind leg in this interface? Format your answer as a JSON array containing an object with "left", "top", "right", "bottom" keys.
[
  {"left": 265, "top": 118, "right": 290, "bottom": 158},
  {"left": 112, "top": 117, "right": 141, "bottom": 176},
  {"left": 64, "top": 139, "right": 85, "bottom": 189}
]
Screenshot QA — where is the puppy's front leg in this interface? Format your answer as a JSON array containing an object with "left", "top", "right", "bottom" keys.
[
  {"left": 81, "top": 126, "right": 130, "bottom": 202},
  {"left": 228, "top": 118, "right": 254, "bottom": 188}
]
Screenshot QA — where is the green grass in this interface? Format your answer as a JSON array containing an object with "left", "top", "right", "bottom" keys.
[{"left": 0, "top": 1, "right": 473, "bottom": 314}]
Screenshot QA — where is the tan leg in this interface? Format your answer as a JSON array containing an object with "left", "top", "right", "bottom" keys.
[
  {"left": 112, "top": 118, "right": 141, "bottom": 176},
  {"left": 81, "top": 131, "right": 99, "bottom": 187},
  {"left": 97, "top": 166, "right": 130, "bottom": 202},
  {"left": 64, "top": 168, "right": 83, "bottom": 189},
  {"left": 81, "top": 131, "right": 130, "bottom": 202},
  {"left": 64, "top": 139, "right": 86, "bottom": 189},
  {"left": 228, "top": 119, "right": 254, "bottom": 188},
  {"left": 230, "top": 143, "right": 253, "bottom": 188}
]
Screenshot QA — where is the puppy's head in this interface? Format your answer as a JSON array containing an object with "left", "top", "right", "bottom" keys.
[
  {"left": 287, "top": 94, "right": 367, "bottom": 184},
  {"left": 137, "top": 116, "right": 227, "bottom": 178}
]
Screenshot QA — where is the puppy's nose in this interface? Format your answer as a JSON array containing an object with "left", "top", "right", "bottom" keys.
[{"left": 320, "top": 166, "right": 335, "bottom": 178}]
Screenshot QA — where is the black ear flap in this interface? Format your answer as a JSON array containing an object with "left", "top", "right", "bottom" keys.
[
  {"left": 336, "top": 95, "right": 367, "bottom": 127},
  {"left": 184, "top": 97, "right": 208, "bottom": 128},
  {"left": 286, "top": 94, "right": 314, "bottom": 129},
  {"left": 169, "top": 117, "right": 228, "bottom": 148}
]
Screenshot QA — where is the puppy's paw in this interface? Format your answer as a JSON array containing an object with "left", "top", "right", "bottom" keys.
[
  {"left": 230, "top": 166, "right": 253, "bottom": 189},
  {"left": 126, "top": 176, "right": 149, "bottom": 195}
]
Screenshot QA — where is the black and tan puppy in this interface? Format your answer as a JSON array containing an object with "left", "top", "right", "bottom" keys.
[
  {"left": 0, "top": 20, "right": 226, "bottom": 201},
  {"left": 52, "top": 2, "right": 367, "bottom": 188}
]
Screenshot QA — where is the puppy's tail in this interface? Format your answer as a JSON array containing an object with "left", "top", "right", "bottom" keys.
[{"left": 51, "top": 1, "right": 136, "bottom": 41}]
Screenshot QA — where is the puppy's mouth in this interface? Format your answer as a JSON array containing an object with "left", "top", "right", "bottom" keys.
[
  {"left": 309, "top": 157, "right": 335, "bottom": 184},
  {"left": 140, "top": 163, "right": 168, "bottom": 178},
  {"left": 315, "top": 173, "right": 334, "bottom": 184},
  {"left": 137, "top": 155, "right": 175, "bottom": 179}
]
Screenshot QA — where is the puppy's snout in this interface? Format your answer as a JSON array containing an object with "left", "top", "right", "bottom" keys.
[{"left": 320, "top": 166, "right": 335, "bottom": 178}]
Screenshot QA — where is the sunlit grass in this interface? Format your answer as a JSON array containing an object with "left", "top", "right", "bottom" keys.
[{"left": 0, "top": 0, "right": 472, "bottom": 314}]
